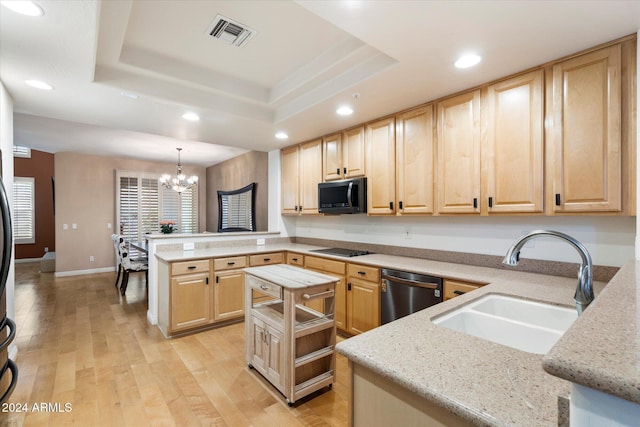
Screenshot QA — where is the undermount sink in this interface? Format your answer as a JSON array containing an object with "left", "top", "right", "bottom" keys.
[{"left": 432, "top": 294, "right": 578, "bottom": 354}]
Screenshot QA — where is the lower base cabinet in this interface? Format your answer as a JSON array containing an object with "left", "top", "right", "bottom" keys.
[
  {"left": 158, "top": 257, "right": 247, "bottom": 337},
  {"left": 350, "top": 362, "right": 474, "bottom": 427},
  {"left": 443, "top": 278, "right": 485, "bottom": 301},
  {"left": 214, "top": 269, "right": 245, "bottom": 321}
]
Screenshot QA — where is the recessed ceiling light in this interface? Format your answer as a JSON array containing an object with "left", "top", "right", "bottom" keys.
[
  {"left": 182, "top": 112, "right": 200, "bottom": 121},
  {"left": 455, "top": 54, "right": 482, "bottom": 69},
  {"left": 275, "top": 132, "right": 288, "bottom": 140},
  {"left": 336, "top": 106, "right": 353, "bottom": 116},
  {"left": 1, "top": 1, "right": 43, "bottom": 16},
  {"left": 25, "top": 79, "right": 53, "bottom": 90}
]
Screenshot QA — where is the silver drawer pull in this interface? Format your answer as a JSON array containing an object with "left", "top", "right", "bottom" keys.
[
  {"left": 260, "top": 284, "right": 269, "bottom": 291},
  {"left": 303, "top": 290, "right": 335, "bottom": 300}
]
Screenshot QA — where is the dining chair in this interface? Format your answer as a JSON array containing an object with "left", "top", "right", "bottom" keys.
[
  {"left": 117, "top": 238, "right": 148, "bottom": 295},
  {"left": 111, "top": 234, "right": 122, "bottom": 288}
]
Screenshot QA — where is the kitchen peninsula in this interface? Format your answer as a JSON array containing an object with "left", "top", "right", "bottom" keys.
[{"left": 148, "top": 231, "right": 640, "bottom": 425}]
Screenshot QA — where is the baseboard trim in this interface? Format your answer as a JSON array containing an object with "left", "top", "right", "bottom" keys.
[
  {"left": 15, "top": 258, "right": 41, "bottom": 264},
  {"left": 55, "top": 267, "right": 115, "bottom": 277}
]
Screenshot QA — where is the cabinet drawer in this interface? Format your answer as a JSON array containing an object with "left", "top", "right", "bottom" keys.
[
  {"left": 214, "top": 256, "right": 247, "bottom": 271},
  {"left": 444, "top": 279, "right": 483, "bottom": 300},
  {"left": 247, "top": 275, "right": 282, "bottom": 299},
  {"left": 171, "top": 259, "right": 210, "bottom": 276},
  {"left": 305, "top": 255, "right": 346, "bottom": 275},
  {"left": 249, "top": 252, "right": 284, "bottom": 266},
  {"left": 347, "top": 263, "right": 380, "bottom": 283},
  {"left": 286, "top": 253, "right": 304, "bottom": 266}
]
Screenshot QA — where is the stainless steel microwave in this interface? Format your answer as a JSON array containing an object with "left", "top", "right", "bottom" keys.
[{"left": 318, "top": 178, "right": 367, "bottom": 214}]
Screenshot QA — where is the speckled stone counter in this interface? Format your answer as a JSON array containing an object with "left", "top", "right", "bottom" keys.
[
  {"left": 335, "top": 262, "right": 607, "bottom": 426},
  {"left": 543, "top": 260, "right": 640, "bottom": 405},
  {"left": 155, "top": 242, "right": 621, "bottom": 425}
]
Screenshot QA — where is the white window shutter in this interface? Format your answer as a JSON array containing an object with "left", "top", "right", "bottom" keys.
[{"left": 14, "top": 177, "right": 35, "bottom": 244}]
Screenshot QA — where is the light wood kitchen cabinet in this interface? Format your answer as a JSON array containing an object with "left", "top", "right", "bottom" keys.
[
  {"left": 443, "top": 278, "right": 485, "bottom": 301},
  {"left": 483, "top": 70, "right": 544, "bottom": 214},
  {"left": 436, "top": 90, "right": 481, "bottom": 214},
  {"left": 549, "top": 44, "right": 622, "bottom": 213},
  {"left": 286, "top": 252, "right": 305, "bottom": 267},
  {"left": 249, "top": 252, "right": 284, "bottom": 266},
  {"left": 213, "top": 255, "right": 247, "bottom": 321},
  {"left": 346, "top": 263, "right": 380, "bottom": 335},
  {"left": 366, "top": 117, "right": 396, "bottom": 215},
  {"left": 168, "top": 259, "right": 212, "bottom": 333},
  {"left": 281, "top": 139, "right": 323, "bottom": 215},
  {"left": 305, "top": 255, "right": 347, "bottom": 331},
  {"left": 323, "top": 127, "right": 366, "bottom": 181},
  {"left": 396, "top": 105, "right": 435, "bottom": 215},
  {"left": 281, "top": 145, "right": 299, "bottom": 215}
]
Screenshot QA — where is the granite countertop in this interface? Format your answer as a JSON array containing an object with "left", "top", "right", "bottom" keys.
[
  {"left": 542, "top": 260, "right": 640, "bottom": 405},
  {"left": 154, "top": 242, "right": 636, "bottom": 425}
]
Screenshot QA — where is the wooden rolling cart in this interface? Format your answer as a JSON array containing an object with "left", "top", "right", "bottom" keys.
[{"left": 244, "top": 264, "right": 338, "bottom": 405}]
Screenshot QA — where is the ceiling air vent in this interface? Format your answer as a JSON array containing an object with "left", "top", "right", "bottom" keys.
[{"left": 206, "top": 14, "right": 256, "bottom": 48}]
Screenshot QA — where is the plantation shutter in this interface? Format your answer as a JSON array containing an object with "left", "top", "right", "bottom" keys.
[
  {"left": 117, "top": 171, "right": 198, "bottom": 238},
  {"left": 160, "top": 186, "right": 197, "bottom": 233},
  {"left": 13, "top": 177, "right": 35, "bottom": 244},
  {"left": 140, "top": 178, "right": 159, "bottom": 235},
  {"left": 180, "top": 187, "right": 198, "bottom": 233}
]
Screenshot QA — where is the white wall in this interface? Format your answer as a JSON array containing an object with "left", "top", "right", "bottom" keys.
[
  {"left": 0, "top": 81, "right": 16, "bottom": 357},
  {"left": 290, "top": 214, "right": 634, "bottom": 267}
]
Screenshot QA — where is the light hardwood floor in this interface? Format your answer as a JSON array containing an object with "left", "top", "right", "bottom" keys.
[{"left": 3, "top": 263, "right": 349, "bottom": 426}]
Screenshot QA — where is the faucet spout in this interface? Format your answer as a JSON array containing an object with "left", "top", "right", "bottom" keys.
[{"left": 502, "top": 230, "right": 594, "bottom": 315}]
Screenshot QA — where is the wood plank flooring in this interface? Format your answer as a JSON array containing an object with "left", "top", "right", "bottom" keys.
[{"left": 3, "top": 263, "right": 349, "bottom": 427}]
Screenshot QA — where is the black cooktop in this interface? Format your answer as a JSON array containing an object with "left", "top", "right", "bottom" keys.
[{"left": 310, "top": 248, "right": 372, "bottom": 258}]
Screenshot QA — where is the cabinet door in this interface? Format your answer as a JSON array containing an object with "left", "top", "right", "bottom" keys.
[
  {"left": 396, "top": 105, "right": 435, "bottom": 215},
  {"left": 299, "top": 139, "right": 323, "bottom": 215},
  {"left": 323, "top": 133, "right": 343, "bottom": 181},
  {"left": 485, "top": 70, "right": 544, "bottom": 213},
  {"left": 550, "top": 45, "right": 622, "bottom": 212},
  {"left": 266, "top": 327, "right": 284, "bottom": 390},
  {"left": 366, "top": 117, "right": 396, "bottom": 215},
  {"left": 343, "top": 126, "right": 366, "bottom": 178},
  {"left": 250, "top": 316, "right": 268, "bottom": 374},
  {"left": 436, "top": 90, "right": 481, "bottom": 214},
  {"left": 334, "top": 276, "right": 347, "bottom": 331},
  {"left": 214, "top": 270, "right": 244, "bottom": 321},
  {"left": 281, "top": 146, "right": 299, "bottom": 215},
  {"left": 171, "top": 272, "right": 210, "bottom": 332},
  {"left": 347, "top": 278, "right": 380, "bottom": 335}
]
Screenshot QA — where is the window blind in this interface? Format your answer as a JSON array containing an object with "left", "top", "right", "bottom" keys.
[
  {"left": 14, "top": 177, "right": 35, "bottom": 244},
  {"left": 116, "top": 171, "right": 198, "bottom": 241}
]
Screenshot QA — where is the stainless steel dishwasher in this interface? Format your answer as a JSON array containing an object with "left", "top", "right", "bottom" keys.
[{"left": 380, "top": 268, "right": 443, "bottom": 324}]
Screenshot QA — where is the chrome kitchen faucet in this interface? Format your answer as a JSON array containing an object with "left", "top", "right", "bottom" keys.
[{"left": 502, "top": 230, "right": 594, "bottom": 315}]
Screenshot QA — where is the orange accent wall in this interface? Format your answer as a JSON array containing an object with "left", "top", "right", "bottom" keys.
[{"left": 14, "top": 149, "right": 55, "bottom": 259}]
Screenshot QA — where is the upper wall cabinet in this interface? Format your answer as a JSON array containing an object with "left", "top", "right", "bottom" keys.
[
  {"left": 436, "top": 90, "right": 481, "bottom": 214},
  {"left": 281, "top": 145, "right": 299, "bottom": 215},
  {"left": 323, "top": 126, "right": 366, "bottom": 181},
  {"left": 483, "top": 69, "right": 544, "bottom": 214},
  {"left": 281, "top": 139, "right": 323, "bottom": 215},
  {"left": 366, "top": 117, "right": 396, "bottom": 215},
  {"left": 396, "top": 105, "right": 435, "bottom": 215},
  {"left": 549, "top": 44, "right": 622, "bottom": 213}
]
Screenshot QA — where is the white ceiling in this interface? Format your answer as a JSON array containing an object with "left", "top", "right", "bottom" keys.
[{"left": 1, "top": 0, "right": 639, "bottom": 167}]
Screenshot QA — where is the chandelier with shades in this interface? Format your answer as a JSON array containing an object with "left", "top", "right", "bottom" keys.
[{"left": 159, "top": 148, "right": 198, "bottom": 193}]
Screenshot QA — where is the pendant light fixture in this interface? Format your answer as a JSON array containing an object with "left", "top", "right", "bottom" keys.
[{"left": 159, "top": 148, "right": 198, "bottom": 193}]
